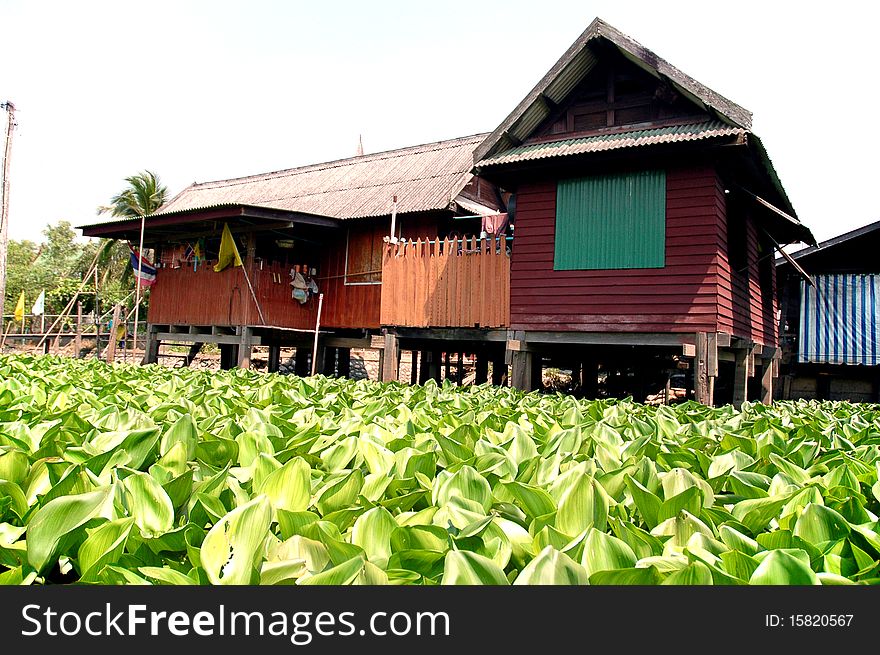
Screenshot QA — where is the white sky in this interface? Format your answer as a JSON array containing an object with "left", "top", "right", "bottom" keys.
[{"left": 2, "top": 0, "right": 878, "bottom": 245}]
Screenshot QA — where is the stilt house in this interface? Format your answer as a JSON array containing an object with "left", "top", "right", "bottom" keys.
[{"left": 80, "top": 18, "right": 816, "bottom": 405}]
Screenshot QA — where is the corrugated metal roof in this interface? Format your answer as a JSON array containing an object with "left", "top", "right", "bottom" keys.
[
  {"left": 476, "top": 122, "right": 743, "bottom": 167},
  {"left": 150, "top": 134, "right": 488, "bottom": 222}
]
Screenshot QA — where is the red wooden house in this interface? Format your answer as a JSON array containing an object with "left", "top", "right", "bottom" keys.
[
  {"left": 81, "top": 18, "right": 815, "bottom": 405},
  {"left": 81, "top": 134, "right": 505, "bottom": 373}
]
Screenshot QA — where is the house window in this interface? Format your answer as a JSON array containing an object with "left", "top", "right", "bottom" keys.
[
  {"left": 554, "top": 170, "right": 666, "bottom": 270},
  {"left": 344, "top": 223, "right": 384, "bottom": 285}
]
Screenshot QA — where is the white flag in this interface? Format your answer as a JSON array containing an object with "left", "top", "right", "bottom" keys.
[{"left": 31, "top": 290, "right": 45, "bottom": 316}]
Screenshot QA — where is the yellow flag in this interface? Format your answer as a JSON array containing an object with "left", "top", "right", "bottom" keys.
[
  {"left": 13, "top": 291, "right": 25, "bottom": 323},
  {"left": 214, "top": 223, "right": 243, "bottom": 272}
]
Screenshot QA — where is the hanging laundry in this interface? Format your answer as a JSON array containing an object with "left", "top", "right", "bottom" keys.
[
  {"left": 481, "top": 213, "right": 509, "bottom": 237},
  {"left": 290, "top": 268, "right": 309, "bottom": 304}
]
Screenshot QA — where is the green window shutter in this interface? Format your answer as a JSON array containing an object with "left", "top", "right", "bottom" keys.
[{"left": 554, "top": 170, "right": 666, "bottom": 270}]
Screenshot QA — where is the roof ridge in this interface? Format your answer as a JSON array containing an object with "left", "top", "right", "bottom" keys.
[{"left": 189, "top": 132, "right": 488, "bottom": 191}]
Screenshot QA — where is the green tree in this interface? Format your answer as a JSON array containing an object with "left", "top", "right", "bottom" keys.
[{"left": 97, "top": 170, "right": 167, "bottom": 219}]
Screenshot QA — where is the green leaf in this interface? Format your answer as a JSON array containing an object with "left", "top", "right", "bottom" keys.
[
  {"left": 139, "top": 566, "right": 197, "bottom": 585},
  {"left": 749, "top": 549, "right": 820, "bottom": 585},
  {"left": 351, "top": 506, "right": 397, "bottom": 567},
  {"left": 434, "top": 466, "right": 493, "bottom": 513},
  {"left": 513, "top": 546, "right": 588, "bottom": 585},
  {"left": 499, "top": 481, "right": 557, "bottom": 520},
  {"left": 256, "top": 457, "right": 311, "bottom": 513},
  {"left": 658, "top": 487, "right": 702, "bottom": 522},
  {"left": 792, "top": 504, "right": 850, "bottom": 546},
  {"left": 581, "top": 528, "right": 637, "bottom": 577},
  {"left": 298, "top": 556, "right": 365, "bottom": 585},
  {"left": 160, "top": 414, "right": 198, "bottom": 460},
  {"left": 201, "top": 495, "right": 272, "bottom": 585},
  {"left": 589, "top": 566, "right": 661, "bottom": 585},
  {"left": 731, "top": 494, "right": 792, "bottom": 534},
  {"left": 556, "top": 474, "right": 608, "bottom": 537},
  {"left": 626, "top": 476, "right": 661, "bottom": 529},
  {"left": 662, "top": 561, "right": 713, "bottom": 585},
  {"left": 441, "top": 550, "right": 509, "bottom": 585},
  {"left": 77, "top": 518, "right": 134, "bottom": 582},
  {"left": 122, "top": 472, "right": 175, "bottom": 538},
  {"left": 26, "top": 487, "right": 112, "bottom": 573},
  {"left": 315, "top": 470, "right": 364, "bottom": 516}
]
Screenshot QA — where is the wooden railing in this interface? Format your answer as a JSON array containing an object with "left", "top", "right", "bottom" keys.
[{"left": 380, "top": 235, "right": 510, "bottom": 328}]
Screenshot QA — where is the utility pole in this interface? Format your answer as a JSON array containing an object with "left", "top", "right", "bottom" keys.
[{"left": 0, "top": 101, "right": 16, "bottom": 330}]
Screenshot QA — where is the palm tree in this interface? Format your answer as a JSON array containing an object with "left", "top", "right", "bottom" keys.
[
  {"left": 95, "top": 171, "right": 168, "bottom": 357},
  {"left": 97, "top": 170, "right": 167, "bottom": 218}
]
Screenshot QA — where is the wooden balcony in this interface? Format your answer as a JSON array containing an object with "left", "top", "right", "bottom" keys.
[{"left": 380, "top": 235, "right": 510, "bottom": 328}]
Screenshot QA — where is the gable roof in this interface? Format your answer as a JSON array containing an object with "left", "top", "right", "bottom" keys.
[
  {"left": 473, "top": 18, "right": 751, "bottom": 164},
  {"left": 80, "top": 134, "right": 489, "bottom": 234}
]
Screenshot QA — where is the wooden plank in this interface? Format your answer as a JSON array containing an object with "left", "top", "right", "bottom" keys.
[
  {"left": 237, "top": 327, "right": 253, "bottom": 369},
  {"left": 156, "top": 332, "right": 261, "bottom": 345},
  {"left": 106, "top": 305, "right": 121, "bottom": 363},
  {"left": 75, "top": 302, "right": 82, "bottom": 359},
  {"left": 381, "top": 333, "right": 400, "bottom": 382},
  {"left": 510, "top": 350, "right": 533, "bottom": 392},
  {"left": 694, "top": 332, "right": 710, "bottom": 406},
  {"left": 760, "top": 356, "right": 774, "bottom": 404}
]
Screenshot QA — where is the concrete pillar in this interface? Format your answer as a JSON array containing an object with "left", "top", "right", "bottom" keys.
[
  {"left": 381, "top": 333, "right": 400, "bottom": 383},
  {"left": 267, "top": 345, "right": 281, "bottom": 373},
  {"left": 237, "top": 327, "right": 253, "bottom": 369}
]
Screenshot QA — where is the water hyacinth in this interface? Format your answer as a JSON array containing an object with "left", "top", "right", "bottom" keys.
[{"left": 0, "top": 354, "right": 878, "bottom": 586}]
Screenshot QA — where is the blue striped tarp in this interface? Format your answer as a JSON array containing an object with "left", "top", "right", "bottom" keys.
[{"left": 799, "top": 274, "right": 880, "bottom": 365}]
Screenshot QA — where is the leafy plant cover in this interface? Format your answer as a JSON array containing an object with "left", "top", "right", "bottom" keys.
[{"left": 0, "top": 354, "right": 878, "bottom": 585}]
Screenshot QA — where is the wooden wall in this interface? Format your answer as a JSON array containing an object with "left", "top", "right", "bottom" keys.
[
  {"left": 380, "top": 236, "right": 510, "bottom": 328},
  {"left": 716, "top": 187, "right": 778, "bottom": 345},
  {"left": 510, "top": 166, "right": 722, "bottom": 333},
  {"left": 148, "top": 266, "right": 250, "bottom": 326},
  {"left": 509, "top": 164, "right": 778, "bottom": 345}
]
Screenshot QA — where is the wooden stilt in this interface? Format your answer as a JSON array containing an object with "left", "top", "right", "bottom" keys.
[
  {"left": 381, "top": 333, "right": 400, "bottom": 383},
  {"left": 237, "top": 327, "right": 253, "bottom": 369},
  {"left": 294, "top": 346, "right": 310, "bottom": 376},
  {"left": 475, "top": 354, "right": 489, "bottom": 384},
  {"left": 337, "top": 348, "right": 351, "bottom": 378},
  {"left": 510, "top": 350, "right": 533, "bottom": 392},
  {"left": 267, "top": 345, "right": 281, "bottom": 373}
]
